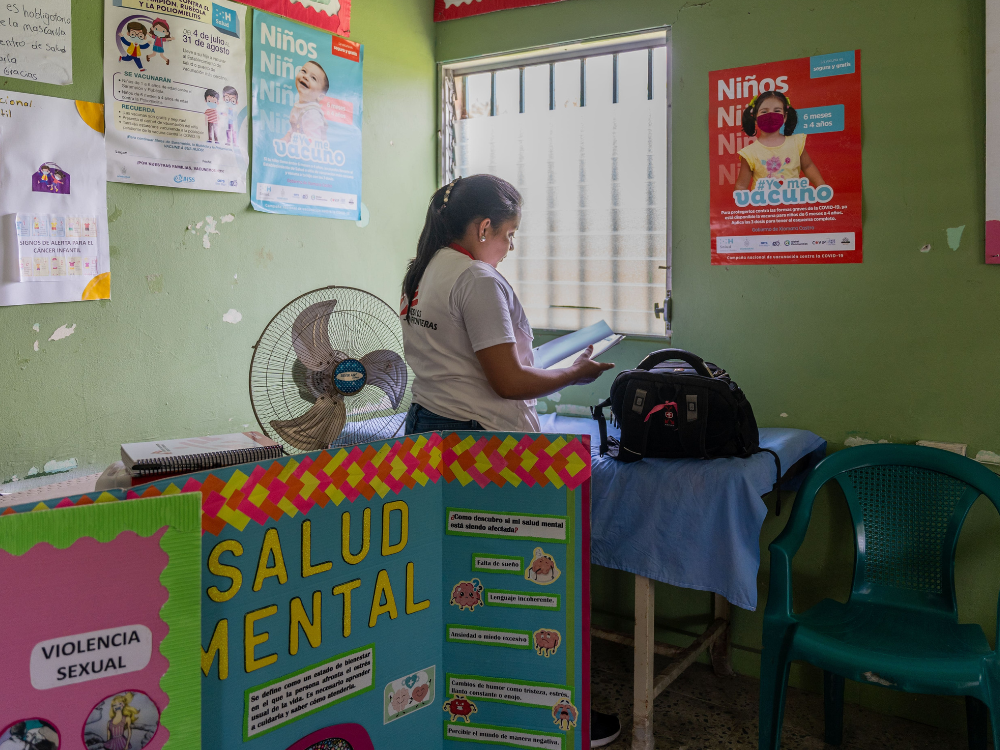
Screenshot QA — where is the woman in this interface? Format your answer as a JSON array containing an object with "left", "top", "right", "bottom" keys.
[
  {"left": 400, "top": 174, "right": 622, "bottom": 748},
  {"left": 401, "top": 174, "right": 613, "bottom": 434}
]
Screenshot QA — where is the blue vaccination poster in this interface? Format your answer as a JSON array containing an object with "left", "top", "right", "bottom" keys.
[{"left": 251, "top": 10, "right": 363, "bottom": 220}]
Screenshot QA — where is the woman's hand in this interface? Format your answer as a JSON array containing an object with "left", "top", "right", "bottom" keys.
[
  {"left": 567, "top": 345, "right": 615, "bottom": 385},
  {"left": 475, "top": 343, "right": 614, "bottom": 401}
]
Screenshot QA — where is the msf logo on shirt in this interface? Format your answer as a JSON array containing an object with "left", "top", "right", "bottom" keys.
[{"left": 400, "top": 288, "right": 438, "bottom": 330}]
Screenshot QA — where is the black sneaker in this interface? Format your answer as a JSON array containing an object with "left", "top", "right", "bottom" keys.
[{"left": 591, "top": 709, "right": 621, "bottom": 748}]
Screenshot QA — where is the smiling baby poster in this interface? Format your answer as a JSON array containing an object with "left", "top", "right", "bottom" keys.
[
  {"left": 709, "top": 51, "right": 862, "bottom": 265},
  {"left": 251, "top": 10, "right": 363, "bottom": 220}
]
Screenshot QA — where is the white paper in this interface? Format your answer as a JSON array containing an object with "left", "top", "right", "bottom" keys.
[
  {"left": 0, "top": 0, "right": 72, "bottom": 85},
  {"left": 30, "top": 625, "right": 152, "bottom": 690},
  {"left": 0, "top": 91, "right": 110, "bottom": 307},
  {"left": 104, "top": 0, "right": 249, "bottom": 192}
]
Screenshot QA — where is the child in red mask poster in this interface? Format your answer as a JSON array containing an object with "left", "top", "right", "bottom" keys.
[{"left": 710, "top": 51, "right": 862, "bottom": 265}]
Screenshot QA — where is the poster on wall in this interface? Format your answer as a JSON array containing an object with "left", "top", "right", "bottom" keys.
[
  {"left": 434, "top": 0, "right": 568, "bottom": 22},
  {"left": 103, "top": 0, "right": 249, "bottom": 193},
  {"left": 987, "top": 0, "right": 1000, "bottom": 262},
  {"left": 0, "top": 493, "right": 203, "bottom": 750},
  {"left": 238, "top": 0, "right": 351, "bottom": 37},
  {"left": 4, "top": 430, "right": 594, "bottom": 750},
  {"left": 0, "top": 93, "right": 110, "bottom": 307},
  {"left": 709, "top": 50, "right": 863, "bottom": 265},
  {"left": 251, "top": 10, "right": 363, "bottom": 220},
  {"left": 0, "top": 0, "right": 73, "bottom": 85}
]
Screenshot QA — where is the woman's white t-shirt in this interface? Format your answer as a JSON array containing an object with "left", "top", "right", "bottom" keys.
[{"left": 401, "top": 244, "right": 540, "bottom": 432}]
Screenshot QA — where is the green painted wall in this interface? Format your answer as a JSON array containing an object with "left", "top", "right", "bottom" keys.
[
  {"left": 0, "top": 0, "right": 437, "bottom": 482},
  {"left": 439, "top": 0, "right": 998, "bottom": 731}
]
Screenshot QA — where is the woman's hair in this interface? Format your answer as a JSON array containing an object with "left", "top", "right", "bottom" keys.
[
  {"left": 401, "top": 174, "right": 522, "bottom": 322},
  {"left": 741, "top": 90, "right": 797, "bottom": 137},
  {"left": 111, "top": 693, "right": 140, "bottom": 723}
]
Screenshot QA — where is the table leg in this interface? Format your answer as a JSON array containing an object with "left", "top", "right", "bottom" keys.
[
  {"left": 710, "top": 593, "right": 734, "bottom": 677},
  {"left": 633, "top": 575, "right": 656, "bottom": 750}
]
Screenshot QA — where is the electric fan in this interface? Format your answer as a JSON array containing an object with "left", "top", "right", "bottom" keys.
[{"left": 249, "top": 286, "right": 411, "bottom": 453}]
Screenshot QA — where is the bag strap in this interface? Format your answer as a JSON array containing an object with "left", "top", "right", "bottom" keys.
[
  {"left": 758, "top": 448, "right": 783, "bottom": 515},
  {"left": 591, "top": 398, "right": 612, "bottom": 456}
]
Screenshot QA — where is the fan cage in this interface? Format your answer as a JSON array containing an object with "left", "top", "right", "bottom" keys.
[{"left": 249, "top": 286, "right": 413, "bottom": 454}]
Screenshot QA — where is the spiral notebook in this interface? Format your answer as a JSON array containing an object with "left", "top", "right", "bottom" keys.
[{"left": 122, "top": 431, "right": 282, "bottom": 476}]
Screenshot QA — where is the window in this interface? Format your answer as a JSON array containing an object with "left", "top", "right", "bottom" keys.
[{"left": 440, "top": 31, "right": 671, "bottom": 337}]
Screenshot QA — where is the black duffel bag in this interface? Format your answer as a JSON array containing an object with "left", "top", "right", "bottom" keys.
[{"left": 592, "top": 348, "right": 761, "bottom": 463}]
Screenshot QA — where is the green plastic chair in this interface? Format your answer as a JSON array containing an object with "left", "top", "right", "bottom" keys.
[{"left": 760, "top": 444, "right": 1000, "bottom": 750}]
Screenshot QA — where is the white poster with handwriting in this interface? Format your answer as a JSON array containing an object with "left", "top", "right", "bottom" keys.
[
  {"left": 103, "top": 0, "right": 248, "bottom": 191},
  {"left": 0, "top": 0, "right": 72, "bottom": 85}
]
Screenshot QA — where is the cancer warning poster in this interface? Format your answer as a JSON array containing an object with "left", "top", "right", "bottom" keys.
[
  {"left": 709, "top": 51, "right": 862, "bottom": 265},
  {"left": 251, "top": 10, "right": 363, "bottom": 220},
  {"left": 103, "top": 0, "right": 249, "bottom": 192}
]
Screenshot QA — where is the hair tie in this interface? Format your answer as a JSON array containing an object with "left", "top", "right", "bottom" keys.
[
  {"left": 441, "top": 177, "right": 460, "bottom": 211},
  {"left": 749, "top": 93, "right": 792, "bottom": 111}
]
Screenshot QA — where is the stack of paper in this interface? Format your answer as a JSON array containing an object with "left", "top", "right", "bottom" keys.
[{"left": 122, "top": 431, "right": 282, "bottom": 478}]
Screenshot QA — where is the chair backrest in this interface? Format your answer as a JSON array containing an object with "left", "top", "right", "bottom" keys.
[{"left": 810, "top": 445, "right": 1000, "bottom": 614}]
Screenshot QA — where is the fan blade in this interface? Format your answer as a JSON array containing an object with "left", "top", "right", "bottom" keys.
[
  {"left": 270, "top": 395, "right": 346, "bottom": 452},
  {"left": 360, "top": 349, "right": 408, "bottom": 409},
  {"left": 291, "top": 300, "right": 348, "bottom": 371}
]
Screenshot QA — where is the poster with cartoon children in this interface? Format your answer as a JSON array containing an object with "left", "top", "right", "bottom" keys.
[{"left": 104, "top": 0, "right": 248, "bottom": 192}]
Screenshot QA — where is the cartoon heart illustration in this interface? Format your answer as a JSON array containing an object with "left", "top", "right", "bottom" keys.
[
  {"left": 411, "top": 683, "right": 429, "bottom": 702},
  {"left": 403, "top": 674, "right": 419, "bottom": 689}
]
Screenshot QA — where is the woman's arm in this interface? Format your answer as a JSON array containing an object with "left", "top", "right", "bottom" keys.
[
  {"left": 475, "top": 344, "right": 614, "bottom": 401},
  {"left": 734, "top": 157, "right": 754, "bottom": 191},
  {"left": 800, "top": 150, "right": 826, "bottom": 186}
]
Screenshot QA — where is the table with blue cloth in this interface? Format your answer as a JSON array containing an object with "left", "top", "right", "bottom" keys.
[{"left": 538, "top": 414, "right": 827, "bottom": 750}]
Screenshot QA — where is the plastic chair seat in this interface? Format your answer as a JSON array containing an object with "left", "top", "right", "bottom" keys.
[{"left": 793, "top": 599, "right": 993, "bottom": 694}]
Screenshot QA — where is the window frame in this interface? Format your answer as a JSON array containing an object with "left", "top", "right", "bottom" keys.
[{"left": 437, "top": 28, "right": 673, "bottom": 337}]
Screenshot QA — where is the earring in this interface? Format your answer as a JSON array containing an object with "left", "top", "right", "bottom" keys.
[{"left": 480, "top": 235, "right": 486, "bottom": 242}]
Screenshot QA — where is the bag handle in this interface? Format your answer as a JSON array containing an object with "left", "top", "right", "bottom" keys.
[
  {"left": 636, "top": 348, "right": 714, "bottom": 378},
  {"left": 591, "top": 398, "right": 612, "bottom": 456}
]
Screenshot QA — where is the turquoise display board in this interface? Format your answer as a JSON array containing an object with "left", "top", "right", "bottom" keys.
[{"left": 3, "top": 431, "right": 592, "bottom": 750}]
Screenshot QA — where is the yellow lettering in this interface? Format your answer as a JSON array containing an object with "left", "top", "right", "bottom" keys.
[
  {"left": 201, "top": 618, "right": 229, "bottom": 679},
  {"left": 405, "top": 562, "right": 430, "bottom": 614},
  {"left": 369, "top": 569, "right": 398, "bottom": 628},
  {"left": 207, "top": 539, "right": 243, "bottom": 603},
  {"left": 244, "top": 605, "right": 278, "bottom": 673},
  {"left": 253, "top": 528, "right": 288, "bottom": 592},
  {"left": 301, "top": 520, "right": 333, "bottom": 577},
  {"left": 381, "top": 500, "right": 408, "bottom": 556},
  {"left": 289, "top": 591, "right": 322, "bottom": 655},
  {"left": 342, "top": 507, "right": 370, "bottom": 565},
  {"left": 332, "top": 578, "right": 362, "bottom": 637}
]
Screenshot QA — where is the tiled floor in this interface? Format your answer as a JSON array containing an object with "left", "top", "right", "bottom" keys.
[{"left": 590, "top": 638, "right": 977, "bottom": 749}]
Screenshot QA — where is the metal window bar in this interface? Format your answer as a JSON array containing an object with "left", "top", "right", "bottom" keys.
[
  {"left": 647, "top": 48, "right": 653, "bottom": 100},
  {"left": 612, "top": 52, "right": 620, "bottom": 104},
  {"left": 580, "top": 58, "right": 587, "bottom": 107},
  {"left": 490, "top": 71, "right": 497, "bottom": 116},
  {"left": 549, "top": 63, "right": 555, "bottom": 110},
  {"left": 519, "top": 67, "right": 525, "bottom": 113}
]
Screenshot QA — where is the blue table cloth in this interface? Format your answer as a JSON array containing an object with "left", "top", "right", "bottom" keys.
[{"left": 539, "top": 414, "right": 827, "bottom": 610}]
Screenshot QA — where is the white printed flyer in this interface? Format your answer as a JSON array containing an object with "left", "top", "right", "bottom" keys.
[
  {"left": 0, "top": 0, "right": 73, "bottom": 85},
  {"left": 103, "top": 0, "right": 248, "bottom": 192},
  {"left": 0, "top": 92, "right": 109, "bottom": 306}
]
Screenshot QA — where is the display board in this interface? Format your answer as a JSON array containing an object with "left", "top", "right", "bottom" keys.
[
  {"left": 2, "top": 431, "right": 592, "bottom": 750},
  {"left": 709, "top": 51, "right": 863, "bottom": 265},
  {"left": 0, "top": 492, "right": 203, "bottom": 750}
]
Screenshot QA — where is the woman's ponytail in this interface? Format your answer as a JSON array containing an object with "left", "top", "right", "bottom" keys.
[
  {"left": 782, "top": 104, "right": 798, "bottom": 136},
  {"left": 401, "top": 174, "right": 521, "bottom": 323}
]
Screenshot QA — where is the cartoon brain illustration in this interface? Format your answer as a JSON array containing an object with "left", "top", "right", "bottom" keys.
[
  {"left": 450, "top": 579, "right": 484, "bottom": 611},
  {"left": 443, "top": 695, "right": 478, "bottom": 723},
  {"left": 390, "top": 687, "right": 410, "bottom": 713},
  {"left": 552, "top": 699, "right": 579, "bottom": 731},
  {"left": 534, "top": 628, "right": 561, "bottom": 657},
  {"left": 525, "top": 547, "right": 561, "bottom": 585}
]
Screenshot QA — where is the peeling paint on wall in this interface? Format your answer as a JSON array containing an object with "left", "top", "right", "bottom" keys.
[
  {"left": 222, "top": 308, "right": 242, "bottom": 324},
  {"left": 975, "top": 450, "right": 1000, "bottom": 465},
  {"left": 549, "top": 392, "right": 562, "bottom": 403},
  {"left": 946, "top": 225, "right": 966, "bottom": 250},
  {"left": 556, "top": 404, "right": 591, "bottom": 417},
  {"left": 844, "top": 436, "right": 875, "bottom": 447},
  {"left": 33, "top": 341, "right": 38, "bottom": 351},
  {"left": 920, "top": 244, "right": 932, "bottom": 253},
  {"left": 31, "top": 323, "right": 39, "bottom": 332},
  {"left": 146, "top": 273, "right": 164, "bottom": 294},
  {"left": 43, "top": 457, "right": 77, "bottom": 473},
  {"left": 780, "top": 412, "right": 788, "bottom": 417},
  {"left": 48, "top": 324, "right": 76, "bottom": 341}
]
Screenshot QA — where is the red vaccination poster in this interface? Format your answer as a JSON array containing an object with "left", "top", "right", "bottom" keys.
[
  {"left": 434, "top": 0, "right": 568, "bottom": 22},
  {"left": 709, "top": 51, "right": 863, "bottom": 265}
]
